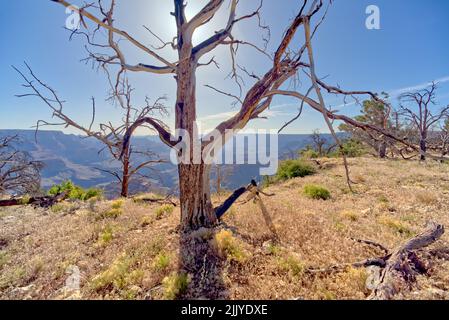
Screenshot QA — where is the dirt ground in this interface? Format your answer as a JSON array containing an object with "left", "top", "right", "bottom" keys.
[{"left": 1, "top": 157, "right": 449, "bottom": 300}]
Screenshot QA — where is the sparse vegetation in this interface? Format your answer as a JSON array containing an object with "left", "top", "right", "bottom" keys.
[
  {"left": 1, "top": 157, "right": 449, "bottom": 300},
  {"left": 303, "top": 184, "right": 331, "bottom": 200}
]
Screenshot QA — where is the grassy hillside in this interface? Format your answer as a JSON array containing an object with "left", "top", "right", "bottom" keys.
[{"left": 1, "top": 157, "right": 449, "bottom": 300}]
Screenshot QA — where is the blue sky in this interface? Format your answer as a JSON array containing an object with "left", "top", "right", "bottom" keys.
[{"left": 0, "top": 0, "right": 448, "bottom": 135}]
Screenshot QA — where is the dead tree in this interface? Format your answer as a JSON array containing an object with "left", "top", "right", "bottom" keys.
[
  {"left": 399, "top": 83, "right": 449, "bottom": 160},
  {"left": 434, "top": 118, "right": 449, "bottom": 157},
  {"left": 310, "top": 129, "right": 328, "bottom": 157},
  {"left": 14, "top": 66, "right": 166, "bottom": 198},
  {"left": 0, "top": 191, "right": 69, "bottom": 208},
  {"left": 307, "top": 221, "right": 446, "bottom": 300},
  {"left": 43, "top": 0, "right": 437, "bottom": 230},
  {"left": 0, "top": 135, "right": 43, "bottom": 197}
]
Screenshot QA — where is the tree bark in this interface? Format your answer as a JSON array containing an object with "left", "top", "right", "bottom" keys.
[
  {"left": 420, "top": 135, "right": 427, "bottom": 161},
  {"left": 378, "top": 141, "right": 387, "bottom": 159},
  {"left": 174, "top": 27, "right": 219, "bottom": 230},
  {"left": 121, "top": 155, "right": 130, "bottom": 198},
  {"left": 369, "top": 221, "right": 444, "bottom": 300},
  {"left": 178, "top": 163, "right": 216, "bottom": 230}
]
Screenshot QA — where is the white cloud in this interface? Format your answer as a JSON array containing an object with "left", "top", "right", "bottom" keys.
[
  {"left": 389, "top": 76, "right": 449, "bottom": 97},
  {"left": 199, "top": 111, "right": 238, "bottom": 122},
  {"left": 198, "top": 108, "right": 295, "bottom": 123}
]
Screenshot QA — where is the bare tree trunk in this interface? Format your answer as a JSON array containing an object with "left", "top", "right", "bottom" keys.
[
  {"left": 378, "top": 141, "right": 387, "bottom": 159},
  {"left": 120, "top": 147, "right": 130, "bottom": 198},
  {"left": 420, "top": 133, "right": 427, "bottom": 161},
  {"left": 121, "top": 168, "right": 129, "bottom": 198},
  {"left": 175, "top": 40, "right": 217, "bottom": 229},
  {"left": 179, "top": 163, "right": 216, "bottom": 230}
]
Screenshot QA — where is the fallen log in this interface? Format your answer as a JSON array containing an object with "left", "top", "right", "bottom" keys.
[
  {"left": 0, "top": 191, "right": 69, "bottom": 208},
  {"left": 369, "top": 221, "right": 444, "bottom": 300},
  {"left": 134, "top": 195, "right": 178, "bottom": 207},
  {"left": 306, "top": 221, "right": 445, "bottom": 300}
]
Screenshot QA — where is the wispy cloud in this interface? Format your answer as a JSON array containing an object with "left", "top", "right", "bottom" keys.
[
  {"left": 198, "top": 108, "right": 295, "bottom": 123},
  {"left": 199, "top": 111, "right": 238, "bottom": 122},
  {"left": 389, "top": 76, "right": 449, "bottom": 97}
]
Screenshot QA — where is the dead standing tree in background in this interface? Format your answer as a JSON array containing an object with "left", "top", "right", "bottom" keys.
[
  {"left": 46, "top": 0, "right": 434, "bottom": 230},
  {"left": 399, "top": 82, "right": 449, "bottom": 161},
  {"left": 0, "top": 135, "right": 43, "bottom": 197},
  {"left": 14, "top": 64, "right": 167, "bottom": 198}
]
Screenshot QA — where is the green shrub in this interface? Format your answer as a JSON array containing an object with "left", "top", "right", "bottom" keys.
[
  {"left": 155, "top": 205, "right": 174, "bottom": 219},
  {"left": 152, "top": 252, "right": 171, "bottom": 272},
  {"left": 278, "top": 255, "right": 304, "bottom": 277},
  {"left": 20, "top": 195, "right": 31, "bottom": 205},
  {"left": 303, "top": 184, "right": 331, "bottom": 200},
  {"left": 48, "top": 180, "right": 102, "bottom": 201},
  {"left": 299, "top": 146, "right": 320, "bottom": 159},
  {"left": 111, "top": 199, "right": 124, "bottom": 209},
  {"left": 276, "top": 159, "right": 315, "bottom": 180},
  {"left": 90, "top": 254, "right": 143, "bottom": 292},
  {"left": 162, "top": 272, "right": 190, "bottom": 300},
  {"left": 0, "top": 251, "right": 8, "bottom": 269},
  {"left": 331, "top": 139, "right": 366, "bottom": 158},
  {"left": 211, "top": 229, "right": 247, "bottom": 263},
  {"left": 104, "top": 208, "right": 123, "bottom": 219},
  {"left": 97, "top": 226, "right": 114, "bottom": 246}
]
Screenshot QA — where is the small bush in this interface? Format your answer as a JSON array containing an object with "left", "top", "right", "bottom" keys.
[
  {"left": 155, "top": 205, "right": 174, "bottom": 219},
  {"left": 331, "top": 139, "right": 366, "bottom": 158},
  {"left": 111, "top": 199, "right": 124, "bottom": 210},
  {"left": 299, "top": 146, "right": 320, "bottom": 159},
  {"left": 146, "top": 237, "right": 164, "bottom": 257},
  {"left": 20, "top": 195, "right": 31, "bottom": 205},
  {"left": 261, "top": 175, "right": 276, "bottom": 188},
  {"left": 140, "top": 216, "right": 152, "bottom": 227},
  {"left": 51, "top": 203, "right": 66, "bottom": 214},
  {"left": 278, "top": 255, "right": 304, "bottom": 277},
  {"left": 90, "top": 254, "right": 142, "bottom": 292},
  {"left": 211, "top": 229, "right": 247, "bottom": 263},
  {"left": 162, "top": 272, "right": 190, "bottom": 300},
  {"left": 276, "top": 159, "right": 315, "bottom": 180},
  {"left": 152, "top": 252, "right": 171, "bottom": 272},
  {"left": 0, "top": 251, "right": 9, "bottom": 269},
  {"left": 415, "top": 191, "right": 438, "bottom": 205},
  {"left": 379, "top": 216, "right": 413, "bottom": 236},
  {"left": 104, "top": 208, "right": 123, "bottom": 219},
  {"left": 48, "top": 180, "right": 102, "bottom": 201},
  {"left": 303, "top": 184, "right": 331, "bottom": 200},
  {"left": 97, "top": 226, "right": 114, "bottom": 246},
  {"left": 340, "top": 210, "right": 359, "bottom": 222}
]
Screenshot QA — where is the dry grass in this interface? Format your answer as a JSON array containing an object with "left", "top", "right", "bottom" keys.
[{"left": 1, "top": 157, "right": 449, "bottom": 300}]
